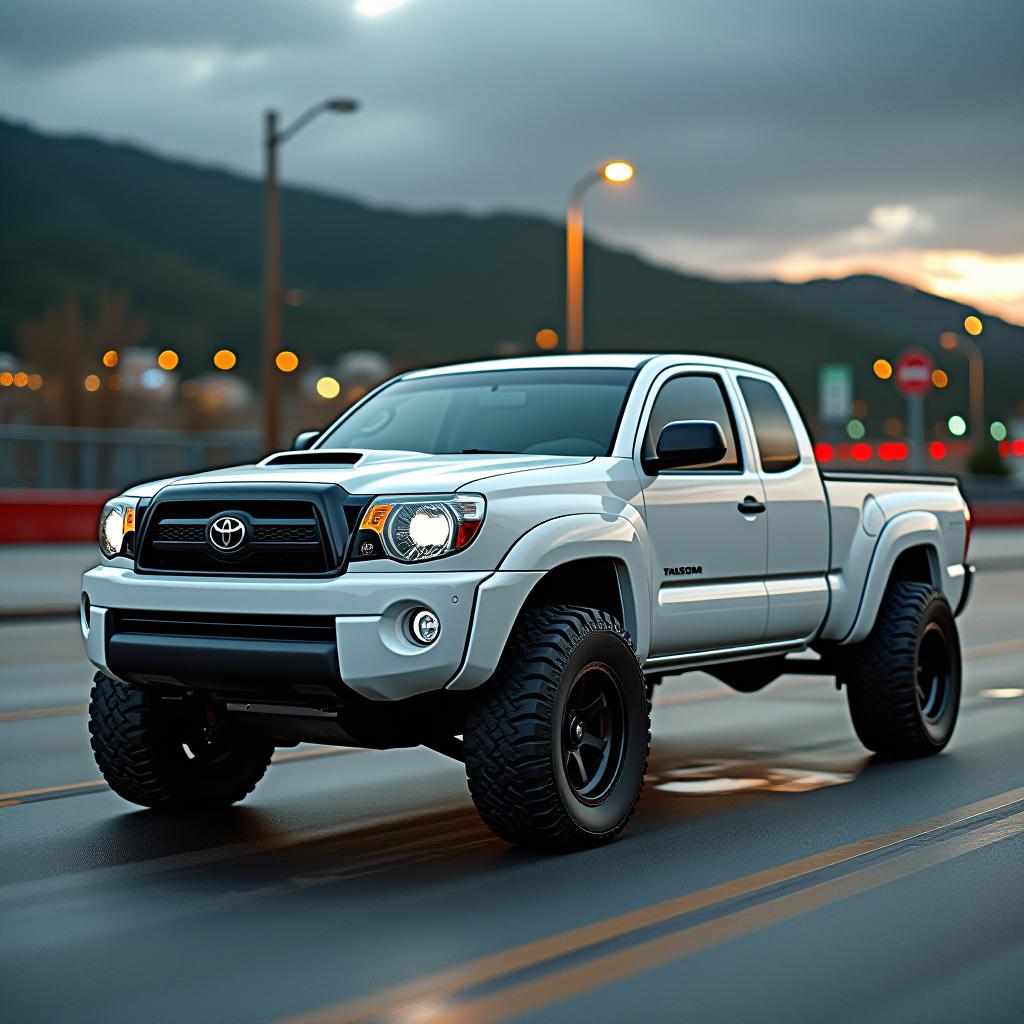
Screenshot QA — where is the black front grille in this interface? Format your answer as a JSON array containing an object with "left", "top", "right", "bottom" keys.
[
  {"left": 157, "top": 523, "right": 205, "bottom": 542},
  {"left": 252, "top": 524, "right": 317, "bottom": 543},
  {"left": 135, "top": 484, "right": 358, "bottom": 577},
  {"left": 112, "top": 610, "right": 338, "bottom": 644}
]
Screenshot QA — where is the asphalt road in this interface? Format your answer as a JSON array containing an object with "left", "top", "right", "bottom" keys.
[{"left": 1, "top": 568, "right": 1022, "bottom": 1024}]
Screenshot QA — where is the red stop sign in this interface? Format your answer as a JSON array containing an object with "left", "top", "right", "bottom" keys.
[{"left": 895, "top": 348, "right": 934, "bottom": 397}]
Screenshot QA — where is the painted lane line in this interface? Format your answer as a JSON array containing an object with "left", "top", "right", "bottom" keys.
[
  {"left": 0, "top": 746, "right": 357, "bottom": 805},
  {"left": 278, "top": 785, "right": 1024, "bottom": 1024},
  {"left": 430, "top": 809, "right": 1024, "bottom": 1024},
  {"left": 0, "top": 704, "right": 87, "bottom": 723}
]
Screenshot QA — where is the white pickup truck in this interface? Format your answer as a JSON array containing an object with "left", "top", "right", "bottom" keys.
[{"left": 82, "top": 354, "right": 973, "bottom": 849}]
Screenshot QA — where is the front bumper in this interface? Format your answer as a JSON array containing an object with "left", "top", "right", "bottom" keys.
[{"left": 82, "top": 565, "right": 541, "bottom": 701}]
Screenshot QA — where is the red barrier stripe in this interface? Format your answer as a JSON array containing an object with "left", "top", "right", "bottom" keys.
[{"left": 0, "top": 490, "right": 114, "bottom": 543}]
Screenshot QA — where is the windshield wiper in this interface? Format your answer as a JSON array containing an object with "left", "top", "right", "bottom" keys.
[{"left": 445, "top": 448, "right": 515, "bottom": 455}]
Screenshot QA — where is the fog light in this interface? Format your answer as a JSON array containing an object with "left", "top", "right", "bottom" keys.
[{"left": 410, "top": 608, "right": 440, "bottom": 645}]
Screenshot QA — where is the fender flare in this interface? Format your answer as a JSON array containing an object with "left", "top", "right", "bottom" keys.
[
  {"left": 445, "top": 513, "right": 651, "bottom": 691},
  {"left": 840, "top": 510, "right": 943, "bottom": 645}
]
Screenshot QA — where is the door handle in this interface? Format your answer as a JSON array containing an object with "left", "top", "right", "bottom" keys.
[{"left": 738, "top": 496, "right": 766, "bottom": 515}]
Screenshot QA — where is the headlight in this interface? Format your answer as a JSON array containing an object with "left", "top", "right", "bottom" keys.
[
  {"left": 98, "top": 499, "right": 139, "bottom": 559},
  {"left": 354, "top": 495, "right": 484, "bottom": 563}
]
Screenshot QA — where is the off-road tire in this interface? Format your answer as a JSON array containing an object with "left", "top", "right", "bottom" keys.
[
  {"left": 89, "top": 672, "right": 274, "bottom": 810},
  {"left": 842, "top": 581, "right": 961, "bottom": 758},
  {"left": 464, "top": 605, "right": 650, "bottom": 850}
]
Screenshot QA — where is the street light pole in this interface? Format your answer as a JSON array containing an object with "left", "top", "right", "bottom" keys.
[
  {"left": 262, "top": 99, "right": 359, "bottom": 452},
  {"left": 565, "top": 161, "right": 634, "bottom": 354},
  {"left": 940, "top": 328, "right": 985, "bottom": 446},
  {"left": 263, "top": 110, "right": 282, "bottom": 453}
]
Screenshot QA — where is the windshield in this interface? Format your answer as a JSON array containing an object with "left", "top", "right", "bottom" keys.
[{"left": 318, "top": 368, "right": 635, "bottom": 457}]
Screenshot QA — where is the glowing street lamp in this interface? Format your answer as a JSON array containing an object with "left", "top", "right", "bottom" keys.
[{"left": 566, "top": 160, "right": 635, "bottom": 352}]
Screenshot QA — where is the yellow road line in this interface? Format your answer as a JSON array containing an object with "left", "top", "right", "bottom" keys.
[
  {"left": 0, "top": 779, "right": 106, "bottom": 802},
  {"left": 0, "top": 746, "right": 351, "bottom": 804},
  {"left": 280, "top": 785, "right": 1024, "bottom": 1024},
  {"left": 436, "top": 810, "right": 1024, "bottom": 1024},
  {"left": 966, "top": 637, "right": 1024, "bottom": 659},
  {"left": 0, "top": 704, "right": 87, "bottom": 723}
]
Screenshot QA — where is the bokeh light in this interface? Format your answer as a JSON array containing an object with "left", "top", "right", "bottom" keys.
[
  {"left": 213, "top": 349, "right": 236, "bottom": 371},
  {"left": 0, "top": 372, "right": 12, "bottom": 387},
  {"left": 84, "top": 374, "right": 101, "bottom": 392},
  {"left": 947, "top": 415, "right": 967, "bottom": 437},
  {"left": 157, "top": 349, "right": 179, "bottom": 370},
  {"left": 535, "top": 329, "right": 559, "bottom": 350},
  {"left": 847, "top": 419, "right": 866, "bottom": 439},
  {"left": 872, "top": 358, "right": 893, "bottom": 380},
  {"left": 316, "top": 376, "right": 341, "bottom": 399},
  {"left": 28, "top": 374, "right": 43, "bottom": 391},
  {"left": 102, "top": 350, "right": 118, "bottom": 368},
  {"left": 931, "top": 369, "right": 948, "bottom": 388},
  {"left": 275, "top": 350, "right": 299, "bottom": 372},
  {"left": 990, "top": 421, "right": 1007, "bottom": 442},
  {"left": 963, "top": 315, "right": 983, "bottom": 336},
  {"left": 13, "top": 371, "right": 28, "bottom": 388}
]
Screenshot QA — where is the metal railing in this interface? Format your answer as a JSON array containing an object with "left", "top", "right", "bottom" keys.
[{"left": 0, "top": 425, "right": 263, "bottom": 491}]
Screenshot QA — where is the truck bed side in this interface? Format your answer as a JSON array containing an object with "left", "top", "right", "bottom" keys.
[{"left": 820, "top": 472, "right": 970, "bottom": 644}]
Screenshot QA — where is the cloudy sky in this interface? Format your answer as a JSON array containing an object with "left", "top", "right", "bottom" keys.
[{"left": 3, "top": 0, "right": 1023, "bottom": 321}]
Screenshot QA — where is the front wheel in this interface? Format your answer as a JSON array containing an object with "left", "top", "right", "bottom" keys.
[
  {"left": 464, "top": 605, "right": 650, "bottom": 850},
  {"left": 842, "top": 581, "right": 961, "bottom": 758},
  {"left": 89, "top": 673, "right": 274, "bottom": 810}
]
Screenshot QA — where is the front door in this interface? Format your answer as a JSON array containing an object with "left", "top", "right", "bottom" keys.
[{"left": 638, "top": 371, "right": 769, "bottom": 656}]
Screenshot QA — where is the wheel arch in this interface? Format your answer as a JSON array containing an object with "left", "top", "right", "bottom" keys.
[
  {"left": 839, "top": 511, "right": 946, "bottom": 645},
  {"left": 446, "top": 514, "right": 652, "bottom": 691}
]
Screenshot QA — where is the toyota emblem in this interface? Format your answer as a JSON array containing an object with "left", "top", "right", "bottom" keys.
[{"left": 208, "top": 515, "right": 247, "bottom": 552}]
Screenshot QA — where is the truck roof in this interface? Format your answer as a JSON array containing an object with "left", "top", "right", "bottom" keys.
[{"left": 403, "top": 353, "right": 776, "bottom": 379}]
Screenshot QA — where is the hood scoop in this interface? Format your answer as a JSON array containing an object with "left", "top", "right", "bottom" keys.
[{"left": 261, "top": 450, "right": 363, "bottom": 467}]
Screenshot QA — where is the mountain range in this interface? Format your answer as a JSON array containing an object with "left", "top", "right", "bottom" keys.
[{"left": 1, "top": 117, "right": 1020, "bottom": 430}]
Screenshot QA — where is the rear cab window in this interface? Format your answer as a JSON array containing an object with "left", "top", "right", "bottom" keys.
[{"left": 737, "top": 376, "right": 801, "bottom": 473}]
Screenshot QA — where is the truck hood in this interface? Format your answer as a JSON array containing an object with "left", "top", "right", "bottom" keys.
[{"left": 125, "top": 450, "right": 593, "bottom": 499}]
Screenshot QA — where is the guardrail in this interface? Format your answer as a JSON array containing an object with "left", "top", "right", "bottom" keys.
[{"left": 0, "top": 425, "right": 262, "bottom": 491}]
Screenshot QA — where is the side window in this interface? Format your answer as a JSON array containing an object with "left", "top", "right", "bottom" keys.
[
  {"left": 643, "top": 374, "right": 740, "bottom": 471},
  {"left": 738, "top": 377, "right": 801, "bottom": 473}
]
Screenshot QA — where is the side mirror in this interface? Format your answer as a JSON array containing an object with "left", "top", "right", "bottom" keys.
[
  {"left": 644, "top": 420, "right": 727, "bottom": 473},
  {"left": 292, "top": 430, "right": 320, "bottom": 451}
]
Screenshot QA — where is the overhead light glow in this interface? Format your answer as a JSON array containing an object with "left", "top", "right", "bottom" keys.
[
  {"left": 355, "top": 0, "right": 410, "bottom": 16},
  {"left": 602, "top": 161, "right": 635, "bottom": 184}
]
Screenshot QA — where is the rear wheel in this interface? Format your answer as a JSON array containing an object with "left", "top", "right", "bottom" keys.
[
  {"left": 464, "top": 605, "right": 650, "bottom": 850},
  {"left": 842, "top": 581, "right": 961, "bottom": 757},
  {"left": 89, "top": 672, "right": 274, "bottom": 810}
]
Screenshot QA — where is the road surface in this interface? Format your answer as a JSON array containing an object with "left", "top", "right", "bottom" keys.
[{"left": 1, "top": 566, "right": 1022, "bottom": 1023}]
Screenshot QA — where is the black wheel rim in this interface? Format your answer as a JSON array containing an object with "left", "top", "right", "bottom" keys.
[
  {"left": 561, "top": 661, "right": 627, "bottom": 805},
  {"left": 917, "top": 622, "right": 951, "bottom": 723}
]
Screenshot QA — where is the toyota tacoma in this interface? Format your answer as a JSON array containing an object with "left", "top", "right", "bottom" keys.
[{"left": 82, "top": 355, "right": 973, "bottom": 848}]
